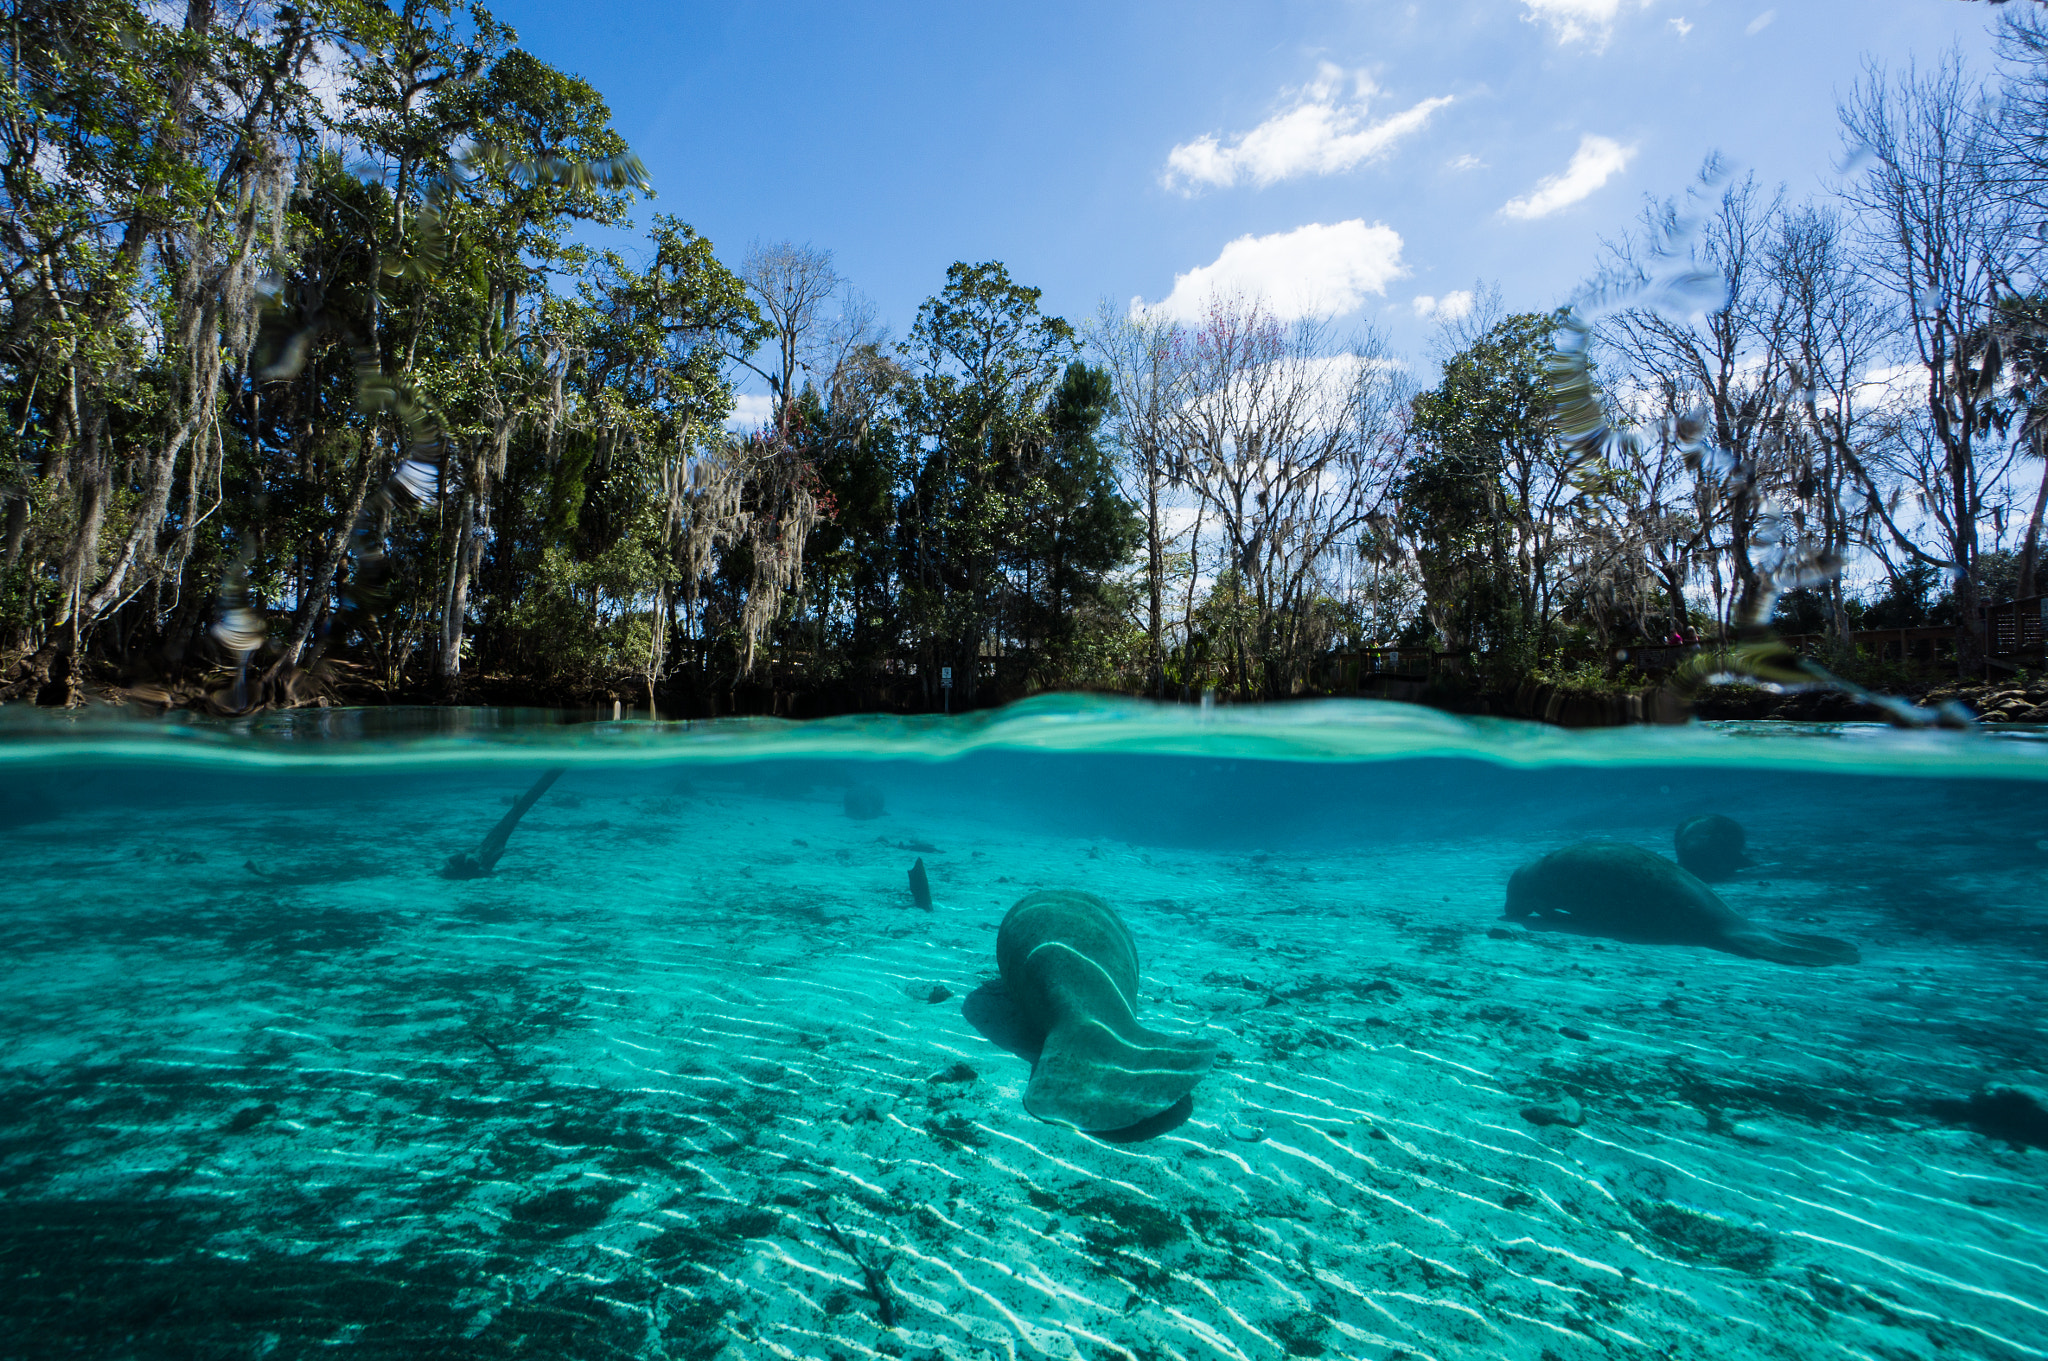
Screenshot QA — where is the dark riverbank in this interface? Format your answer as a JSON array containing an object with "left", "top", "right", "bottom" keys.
[
  {"left": 1354, "top": 674, "right": 2048, "bottom": 728},
  {"left": 13, "top": 656, "right": 2042, "bottom": 731}
]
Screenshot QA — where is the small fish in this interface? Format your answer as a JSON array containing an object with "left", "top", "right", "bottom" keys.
[
  {"left": 898, "top": 839, "right": 938, "bottom": 852},
  {"left": 908, "top": 857, "right": 933, "bottom": 910}
]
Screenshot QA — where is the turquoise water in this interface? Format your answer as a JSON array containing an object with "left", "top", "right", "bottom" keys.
[{"left": 2, "top": 696, "right": 2046, "bottom": 1360}]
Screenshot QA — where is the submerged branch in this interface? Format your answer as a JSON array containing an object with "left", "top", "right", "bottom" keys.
[
  {"left": 814, "top": 1207, "right": 899, "bottom": 1328},
  {"left": 440, "top": 768, "right": 567, "bottom": 879}
]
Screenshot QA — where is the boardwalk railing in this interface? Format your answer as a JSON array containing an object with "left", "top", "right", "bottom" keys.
[
  {"left": 1775, "top": 627, "right": 1958, "bottom": 668},
  {"left": 1987, "top": 595, "right": 2045, "bottom": 658},
  {"left": 1320, "top": 648, "right": 1441, "bottom": 688},
  {"left": 1324, "top": 600, "right": 2044, "bottom": 692}
]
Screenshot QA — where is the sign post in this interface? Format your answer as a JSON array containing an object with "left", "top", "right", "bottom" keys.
[{"left": 941, "top": 665, "right": 952, "bottom": 716}]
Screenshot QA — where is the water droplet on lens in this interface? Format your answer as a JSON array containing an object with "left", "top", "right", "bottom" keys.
[{"left": 1657, "top": 269, "right": 1730, "bottom": 314}]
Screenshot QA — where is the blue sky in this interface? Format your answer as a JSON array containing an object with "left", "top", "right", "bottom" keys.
[{"left": 496, "top": 0, "right": 2003, "bottom": 378}]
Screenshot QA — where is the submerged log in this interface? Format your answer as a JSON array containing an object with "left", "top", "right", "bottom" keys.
[{"left": 440, "top": 768, "right": 567, "bottom": 879}]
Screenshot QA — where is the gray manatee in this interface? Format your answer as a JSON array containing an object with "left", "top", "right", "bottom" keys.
[
  {"left": 1505, "top": 841, "right": 1858, "bottom": 966},
  {"left": 1674, "top": 813, "right": 1754, "bottom": 882},
  {"left": 995, "top": 889, "right": 1217, "bottom": 1130}
]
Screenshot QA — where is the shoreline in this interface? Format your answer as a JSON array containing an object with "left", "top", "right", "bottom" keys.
[{"left": 5, "top": 667, "right": 2045, "bottom": 731}]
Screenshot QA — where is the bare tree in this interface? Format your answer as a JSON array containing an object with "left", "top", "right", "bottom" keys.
[
  {"left": 1596, "top": 163, "right": 1796, "bottom": 633},
  {"left": 1166, "top": 295, "right": 1407, "bottom": 696},
  {"left": 1840, "top": 52, "right": 2023, "bottom": 671},
  {"left": 735, "top": 241, "right": 841, "bottom": 415},
  {"left": 1990, "top": 7, "right": 2048, "bottom": 245},
  {"left": 1770, "top": 203, "right": 1896, "bottom": 640},
  {"left": 1091, "top": 306, "right": 1191, "bottom": 696},
  {"left": 1605, "top": 406, "right": 1722, "bottom": 636}
]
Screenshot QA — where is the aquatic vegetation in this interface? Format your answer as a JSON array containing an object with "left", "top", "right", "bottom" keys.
[{"left": 1630, "top": 1199, "right": 1779, "bottom": 1272}]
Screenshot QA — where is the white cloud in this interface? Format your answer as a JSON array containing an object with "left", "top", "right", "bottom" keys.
[
  {"left": 303, "top": 41, "right": 354, "bottom": 122},
  {"left": 725, "top": 392, "right": 776, "bottom": 432},
  {"left": 1413, "top": 290, "right": 1476, "bottom": 321},
  {"left": 1163, "top": 63, "right": 1453, "bottom": 193},
  {"left": 1134, "top": 220, "right": 1408, "bottom": 323},
  {"left": 1521, "top": 0, "right": 1649, "bottom": 47},
  {"left": 1744, "top": 9, "right": 1776, "bottom": 36},
  {"left": 1670, "top": 16, "right": 1693, "bottom": 37},
  {"left": 1501, "top": 134, "right": 1637, "bottom": 220},
  {"left": 1446, "top": 153, "right": 1484, "bottom": 171}
]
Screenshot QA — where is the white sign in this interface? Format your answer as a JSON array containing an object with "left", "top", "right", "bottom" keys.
[{"left": 941, "top": 666, "right": 953, "bottom": 688}]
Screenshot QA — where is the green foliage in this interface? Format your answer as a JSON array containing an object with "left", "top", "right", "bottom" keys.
[
  {"left": 493, "top": 544, "right": 654, "bottom": 687},
  {"left": 1401, "top": 312, "right": 1567, "bottom": 680},
  {"left": 897, "top": 262, "right": 1093, "bottom": 701},
  {"left": 18, "top": 2, "right": 1875, "bottom": 717},
  {"left": 1861, "top": 565, "right": 1945, "bottom": 629}
]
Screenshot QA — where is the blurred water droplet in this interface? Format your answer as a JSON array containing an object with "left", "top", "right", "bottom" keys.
[
  {"left": 211, "top": 607, "right": 265, "bottom": 656},
  {"left": 1656, "top": 269, "right": 1730, "bottom": 315},
  {"left": 393, "top": 458, "right": 442, "bottom": 506}
]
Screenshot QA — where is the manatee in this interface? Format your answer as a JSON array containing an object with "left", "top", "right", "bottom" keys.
[
  {"left": 1674, "top": 813, "right": 1754, "bottom": 882},
  {"left": 995, "top": 889, "right": 1217, "bottom": 1131},
  {"left": 1504, "top": 841, "right": 1859, "bottom": 966}
]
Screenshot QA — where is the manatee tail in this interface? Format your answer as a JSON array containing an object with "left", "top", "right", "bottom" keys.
[
  {"left": 1024, "top": 1019, "right": 1216, "bottom": 1132},
  {"left": 1725, "top": 928, "right": 1861, "bottom": 967}
]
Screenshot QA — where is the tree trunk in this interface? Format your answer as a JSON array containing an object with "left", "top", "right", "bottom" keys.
[
  {"left": 260, "top": 445, "right": 378, "bottom": 694},
  {"left": 54, "top": 415, "right": 108, "bottom": 629},
  {"left": 2016, "top": 432, "right": 2048, "bottom": 600},
  {"left": 1726, "top": 484, "right": 1766, "bottom": 632},
  {"left": 1661, "top": 569, "right": 1689, "bottom": 633},
  {"left": 438, "top": 487, "right": 477, "bottom": 698},
  {"left": 1937, "top": 375, "right": 1984, "bottom": 676},
  {"left": 1146, "top": 468, "right": 1164, "bottom": 698},
  {"left": 77, "top": 386, "right": 215, "bottom": 627}
]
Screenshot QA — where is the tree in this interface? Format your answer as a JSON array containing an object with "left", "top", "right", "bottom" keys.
[
  {"left": 1010, "top": 360, "right": 1141, "bottom": 686},
  {"left": 898, "top": 261, "right": 1078, "bottom": 706},
  {"left": 1404, "top": 311, "right": 1566, "bottom": 676},
  {"left": 0, "top": 0, "right": 317, "bottom": 700},
  {"left": 546, "top": 217, "right": 768, "bottom": 701},
  {"left": 428, "top": 45, "right": 649, "bottom": 696},
  {"left": 1840, "top": 52, "right": 2023, "bottom": 671},
  {"left": 1597, "top": 164, "right": 1797, "bottom": 634},
  {"left": 787, "top": 340, "right": 906, "bottom": 700},
  {"left": 734, "top": 241, "right": 841, "bottom": 414},
  {"left": 1092, "top": 307, "right": 1192, "bottom": 696},
  {"left": 1771, "top": 203, "right": 1893, "bottom": 642},
  {"left": 1165, "top": 295, "right": 1406, "bottom": 697}
]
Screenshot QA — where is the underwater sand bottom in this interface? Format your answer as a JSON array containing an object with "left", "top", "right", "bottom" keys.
[{"left": 1, "top": 775, "right": 2045, "bottom": 1361}]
